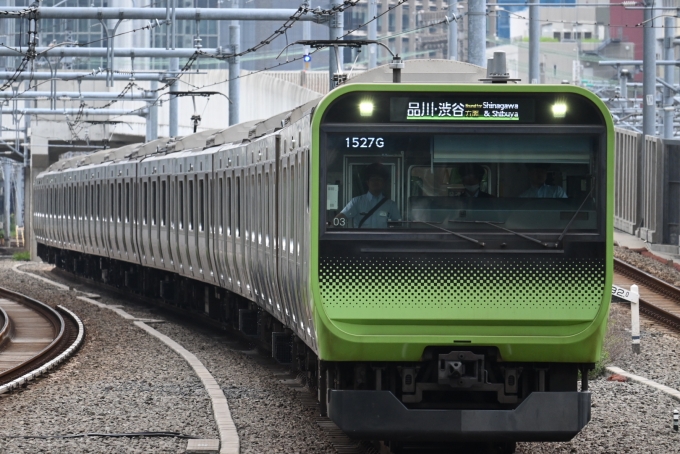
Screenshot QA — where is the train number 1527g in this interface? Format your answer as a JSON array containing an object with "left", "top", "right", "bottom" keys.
[{"left": 345, "top": 137, "right": 385, "bottom": 148}]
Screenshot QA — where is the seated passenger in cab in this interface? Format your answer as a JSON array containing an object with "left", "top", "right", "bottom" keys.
[
  {"left": 335, "top": 163, "right": 401, "bottom": 229},
  {"left": 520, "top": 163, "right": 567, "bottom": 198},
  {"left": 457, "top": 164, "right": 493, "bottom": 198}
]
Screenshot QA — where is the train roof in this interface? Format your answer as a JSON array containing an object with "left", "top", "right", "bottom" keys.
[{"left": 205, "top": 119, "right": 262, "bottom": 148}]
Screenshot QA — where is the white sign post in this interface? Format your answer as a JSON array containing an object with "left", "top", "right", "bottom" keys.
[{"left": 612, "top": 284, "right": 641, "bottom": 353}]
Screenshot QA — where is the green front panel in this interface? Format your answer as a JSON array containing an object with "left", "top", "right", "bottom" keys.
[{"left": 319, "top": 256, "right": 604, "bottom": 323}]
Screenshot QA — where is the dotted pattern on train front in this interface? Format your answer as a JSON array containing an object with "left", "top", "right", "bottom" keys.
[{"left": 318, "top": 256, "right": 605, "bottom": 319}]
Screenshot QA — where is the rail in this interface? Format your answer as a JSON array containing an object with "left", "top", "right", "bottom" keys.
[
  {"left": 614, "top": 258, "right": 680, "bottom": 331},
  {"left": 0, "top": 286, "right": 83, "bottom": 391}
]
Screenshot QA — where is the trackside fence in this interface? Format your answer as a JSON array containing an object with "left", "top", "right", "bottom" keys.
[{"left": 614, "top": 127, "right": 680, "bottom": 248}]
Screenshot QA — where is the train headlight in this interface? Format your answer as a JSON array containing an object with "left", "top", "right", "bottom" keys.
[
  {"left": 359, "top": 101, "right": 374, "bottom": 117},
  {"left": 552, "top": 102, "right": 567, "bottom": 118}
]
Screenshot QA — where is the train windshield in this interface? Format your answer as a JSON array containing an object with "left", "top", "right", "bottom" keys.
[{"left": 323, "top": 132, "right": 601, "bottom": 233}]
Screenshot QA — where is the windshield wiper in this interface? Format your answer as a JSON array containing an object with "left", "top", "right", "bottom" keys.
[
  {"left": 554, "top": 187, "right": 594, "bottom": 248},
  {"left": 450, "top": 220, "right": 554, "bottom": 248},
  {"left": 388, "top": 220, "right": 485, "bottom": 247}
]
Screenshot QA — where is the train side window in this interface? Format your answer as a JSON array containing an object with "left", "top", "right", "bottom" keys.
[
  {"left": 96, "top": 184, "right": 100, "bottom": 221},
  {"left": 199, "top": 178, "right": 205, "bottom": 232},
  {"left": 189, "top": 179, "right": 194, "bottom": 231},
  {"left": 281, "top": 167, "right": 287, "bottom": 250},
  {"left": 290, "top": 164, "right": 295, "bottom": 254},
  {"left": 226, "top": 177, "right": 232, "bottom": 236},
  {"left": 117, "top": 182, "right": 121, "bottom": 222},
  {"left": 179, "top": 180, "right": 184, "bottom": 230},
  {"left": 143, "top": 181, "right": 148, "bottom": 225},
  {"left": 237, "top": 176, "right": 242, "bottom": 238},
  {"left": 110, "top": 184, "right": 114, "bottom": 222},
  {"left": 161, "top": 180, "right": 167, "bottom": 227},
  {"left": 264, "top": 172, "right": 269, "bottom": 246},
  {"left": 125, "top": 182, "right": 130, "bottom": 223},
  {"left": 152, "top": 180, "right": 157, "bottom": 226},
  {"left": 218, "top": 178, "right": 223, "bottom": 235},
  {"left": 304, "top": 150, "right": 309, "bottom": 212},
  {"left": 84, "top": 184, "right": 89, "bottom": 220},
  {"left": 258, "top": 173, "right": 264, "bottom": 244}
]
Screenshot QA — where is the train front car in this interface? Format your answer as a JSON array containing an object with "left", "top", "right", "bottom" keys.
[{"left": 311, "top": 84, "right": 613, "bottom": 445}]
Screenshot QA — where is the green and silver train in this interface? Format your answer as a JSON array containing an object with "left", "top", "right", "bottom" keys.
[{"left": 34, "top": 60, "right": 613, "bottom": 449}]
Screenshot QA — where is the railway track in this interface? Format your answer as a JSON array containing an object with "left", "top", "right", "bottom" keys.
[
  {"left": 0, "top": 285, "right": 83, "bottom": 391},
  {"left": 614, "top": 258, "right": 680, "bottom": 331}
]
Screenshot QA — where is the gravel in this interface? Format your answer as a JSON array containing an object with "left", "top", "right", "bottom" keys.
[
  {"left": 0, "top": 260, "right": 218, "bottom": 453},
  {"left": 615, "top": 246, "right": 680, "bottom": 287}
]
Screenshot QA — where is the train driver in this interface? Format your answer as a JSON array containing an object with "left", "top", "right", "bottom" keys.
[
  {"left": 457, "top": 164, "right": 493, "bottom": 198},
  {"left": 520, "top": 163, "right": 567, "bottom": 198},
  {"left": 334, "top": 163, "right": 401, "bottom": 229}
]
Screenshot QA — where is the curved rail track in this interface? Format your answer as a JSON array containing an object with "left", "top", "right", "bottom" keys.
[
  {"left": 614, "top": 258, "right": 680, "bottom": 331},
  {"left": 0, "top": 285, "right": 82, "bottom": 390}
]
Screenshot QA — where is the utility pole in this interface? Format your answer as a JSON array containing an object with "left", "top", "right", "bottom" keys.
[
  {"left": 448, "top": 2, "right": 458, "bottom": 61},
  {"left": 146, "top": 80, "right": 159, "bottom": 142},
  {"left": 529, "top": 2, "right": 540, "bottom": 84},
  {"left": 229, "top": 0, "right": 241, "bottom": 126},
  {"left": 329, "top": 0, "right": 344, "bottom": 91},
  {"left": 168, "top": 0, "right": 179, "bottom": 137},
  {"left": 642, "top": 0, "right": 656, "bottom": 138},
  {"left": 663, "top": 15, "right": 674, "bottom": 139},
  {"left": 467, "top": 0, "right": 486, "bottom": 68},
  {"left": 2, "top": 161, "right": 10, "bottom": 239},
  {"left": 368, "top": 0, "right": 378, "bottom": 69}
]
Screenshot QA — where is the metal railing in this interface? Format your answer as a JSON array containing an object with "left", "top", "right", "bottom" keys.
[{"left": 614, "top": 126, "right": 680, "bottom": 250}]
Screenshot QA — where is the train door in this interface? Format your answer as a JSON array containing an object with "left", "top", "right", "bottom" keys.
[
  {"left": 169, "top": 167, "right": 181, "bottom": 274},
  {"left": 176, "top": 162, "right": 191, "bottom": 277},
  {"left": 263, "top": 158, "right": 280, "bottom": 315},
  {"left": 253, "top": 157, "right": 267, "bottom": 307},
  {"left": 198, "top": 157, "right": 216, "bottom": 283},
  {"left": 81, "top": 173, "right": 90, "bottom": 254},
  {"left": 141, "top": 169, "right": 152, "bottom": 266},
  {"left": 128, "top": 165, "right": 140, "bottom": 263},
  {"left": 195, "top": 164, "right": 210, "bottom": 281},
  {"left": 158, "top": 169, "right": 172, "bottom": 270},
  {"left": 94, "top": 177, "right": 102, "bottom": 254},
  {"left": 277, "top": 144, "right": 294, "bottom": 326},
  {"left": 297, "top": 146, "right": 312, "bottom": 342},
  {"left": 233, "top": 161, "right": 247, "bottom": 296},
  {"left": 187, "top": 166, "right": 199, "bottom": 278},
  {"left": 81, "top": 174, "right": 87, "bottom": 253},
  {"left": 213, "top": 155, "right": 228, "bottom": 290},
  {"left": 64, "top": 178, "right": 71, "bottom": 248},
  {"left": 289, "top": 148, "right": 306, "bottom": 337},
  {"left": 224, "top": 160, "right": 238, "bottom": 292},
  {"left": 114, "top": 170, "right": 125, "bottom": 261},
  {"left": 107, "top": 172, "right": 118, "bottom": 256},
  {"left": 150, "top": 173, "right": 160, "bottom": 268},
  {"left": 242, "top": 163, "right": 255, "bottom": 297},
  {"left": 75, "top": 173, "right": 83, "bottom": 253}
]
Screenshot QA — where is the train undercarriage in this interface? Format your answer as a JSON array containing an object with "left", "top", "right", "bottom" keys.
[{"left": 38, "top": 244, "right": 593, "bottom": 452}]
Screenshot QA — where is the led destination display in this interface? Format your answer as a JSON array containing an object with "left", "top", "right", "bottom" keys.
[{"left": 390, "top": 97, "right": 535, "bottom": 123}]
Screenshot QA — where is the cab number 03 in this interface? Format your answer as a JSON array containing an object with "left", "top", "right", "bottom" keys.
[{"left": 345, "top": 137, "right": 385, "bottom": 148}]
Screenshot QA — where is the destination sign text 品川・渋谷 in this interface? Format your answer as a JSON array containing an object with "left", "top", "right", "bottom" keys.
[
  {"left": 406, "top": 101, "right": 519, "bottom": 120},
  {"left": 388, "top": 97, "right": 535, "bottom": 122}
]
